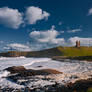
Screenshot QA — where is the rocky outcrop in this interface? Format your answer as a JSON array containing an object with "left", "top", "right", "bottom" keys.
[
  {"left": 5, "top": 66, "right": 26, "bottom": 74},
  {"left": 2, "top": 66, "right": 92, "bottom": 92},
  {"left": 62, "top": 78, "right": 92, "bottom": 92},
  {"left": 1, "top": 78, "right": 92, "bottom": 92},
  {"left": 0, "top": 47, "right": 63, "bottom": 57},
  {"left": 5, "top": 66, "right": 62, "bottom": 76},
  {"left": 19, "top": 69, "right": 62, "bottom": 77}
]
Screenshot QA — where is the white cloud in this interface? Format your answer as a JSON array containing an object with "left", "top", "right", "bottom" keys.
[
  {"left": 68, "top": 37, "right": 92, "bottom": 46},
  {"left": 1, "top": 37, "right": 92, "bottom": 52},
  {"left": 0, "top": 7, "right": 23, "bottom": 29},
  {"left": 67, "top": 29, "right": 82, "bottom": 33},
  {"left": 29, "top": 25, "right": 92, "bottom": 50},
  {"left": 88, "top": 8, "right": 92, "bottom": 16},
  {"left": 0, "top": 6, "right": 50, "bottom": 28},
  {"left": 25, "top": 6, "right": 50, "bottom": 24},
  {"left": 4, "top": 43, "right": 31, "bottom": 51},
  {"left": 29, "top": 26, "right": 65, "bottom": 50},
  {"left": 29, "top": 33, "right": 92, "bottom": 50},
  {"left": 29, "top": 26, "right": 64, "bottom": 44}
]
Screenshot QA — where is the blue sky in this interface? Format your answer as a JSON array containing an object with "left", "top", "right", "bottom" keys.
[{"left": 0, "top": 0, "right": 92, "bottom": 51}]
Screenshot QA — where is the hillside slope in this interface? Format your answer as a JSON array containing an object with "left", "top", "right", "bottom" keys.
[
  {"left": 57, "top": 46, "right": 92, "bottom": 57},
  {"left": 0, "top": 46, "right": 92, "bottom": 57}
]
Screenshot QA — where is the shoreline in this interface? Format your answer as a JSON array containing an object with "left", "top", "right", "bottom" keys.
[
  {"left": 0, "top": 57, "right": 92, "bottom": 92},
  {"left": 52, "top": 56, "right": 92, "bottom": 62},
  {"left": 0, "top": 78, "right": 92, "bottom": 92}
]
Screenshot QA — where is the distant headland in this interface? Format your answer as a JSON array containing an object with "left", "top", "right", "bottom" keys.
[{"left": 0, "top": 41, "right": 92, "bottom": 61}]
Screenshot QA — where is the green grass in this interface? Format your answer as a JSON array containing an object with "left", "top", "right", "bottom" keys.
[
  {"left": 0, "top": 46, "right": 92, "bottom": 59},
  {"left": 57, "top": 46, "right": 92, "bottom": 57},
  {"left": 87, "top": 88, "right": 92, "bottom": 92}
]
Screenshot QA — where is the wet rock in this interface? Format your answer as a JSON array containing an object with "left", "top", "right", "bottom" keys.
[
  {"left": 6, "top": 66, "right": 62, "bottom": 86},
  {"left": 5, "top": 66, "right": 26, "bottom": 74},
  {"left": 37, "top": 66, "right": 43, "bottom": 68},
  {"left": 20, "top": 69, "right": 62, "bottom": 77},
  {"left": 6, "top": 66, "right": 62, "bottom": 76},
  {"left": 70, "top": 75, "right": 79, "bottom": 79},
  {"left": 65, "top": 78, "right": 92, "bottom": 92}
]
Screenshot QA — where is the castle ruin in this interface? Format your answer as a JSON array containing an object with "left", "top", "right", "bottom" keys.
[{"left": 76, "top": 41, "right": 80, "bottom": 47}]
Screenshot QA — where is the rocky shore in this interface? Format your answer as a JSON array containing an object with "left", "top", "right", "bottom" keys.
[
  {"left": 0, "top": 57, "right": 92, "bottom": 92},
  {"left": 0, "top": 66, "right": 91, "bottom": 92},
  {"left": 52, "top": 56, "right": 92, "bottom": 62},
  {"left": 0, "top": 78, "right": 92, "bottom": 92}
]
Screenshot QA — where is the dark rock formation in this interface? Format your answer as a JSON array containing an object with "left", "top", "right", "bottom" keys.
[
  {"left": 19, "top": 69, "right": 62, "bottom": 77},
  {"left": 63, "top": 78, "right": 92, "bottom": 92},
  {"left": 5, "top": 66, "right": 26, "bottom": 74},
  {"left": 5, "top": 66, "right": 62, "bottom": 76},
  {"left": 0, "top": 79, "right": 92, "bottom": 92},
  {"left": 0, "top": 47, "right": 63, "bottom": 57}
]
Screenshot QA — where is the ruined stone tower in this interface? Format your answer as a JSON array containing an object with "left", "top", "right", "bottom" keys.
[{"left": 76, "top": 41, "right": 80, "bottom": 47}]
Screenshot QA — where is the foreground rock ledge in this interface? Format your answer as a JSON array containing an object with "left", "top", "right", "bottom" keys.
[
  {"left": 0, "top": 78, "right": 92, "bottom": 92},
  {"left": 5, "top": 66, "right": 62, "bottom": 76},
  {"left": 3, "top": 66, "right": 92, "bottom": 92}
]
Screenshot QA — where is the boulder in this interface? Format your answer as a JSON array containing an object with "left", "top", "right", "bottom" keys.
[
  {"left": 5, "top": 66, "right": 26, "bottom": 74},
  {"left": 19, "top": 69, "right": 62, "bottom": 77},
  {"left": 5, "top": 66, "right": 62, "bottom": 77}
]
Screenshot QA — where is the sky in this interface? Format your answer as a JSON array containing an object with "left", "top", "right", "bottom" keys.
[{"left": 0, "top": 0, "right": 92, "bottom": 51}]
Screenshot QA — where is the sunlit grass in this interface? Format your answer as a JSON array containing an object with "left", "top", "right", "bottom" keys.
[{"left": 58, "top": 46, "right": 92, "bottom": 57}]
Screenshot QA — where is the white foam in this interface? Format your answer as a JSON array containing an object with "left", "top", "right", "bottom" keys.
[
  {"left": 0, "top": 57, "right": 92, "bottom": 89},
  {"left": 0, "top": 71, "right": 10, "bottom": 78}
]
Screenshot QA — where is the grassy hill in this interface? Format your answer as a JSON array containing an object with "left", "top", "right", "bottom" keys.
[
  {"left": 0, "top": 46, "right": 92, "bottom": 58},
  {"left": 0, "top": 47, "right": 62, "bottom": 57},
  {"left": 57, "top": 46, "right": 92, "bottom": 57}
]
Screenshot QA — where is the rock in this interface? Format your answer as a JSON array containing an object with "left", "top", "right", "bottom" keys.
[
  {"left": 5, "top": 66, "right": 62, "bottom": 76},
  {"left": 5, "top": 66, "right": 26, "bottom": 74},
  {"left": 37, "top": 66, "right": 43, "bottom": 67},
  {"left": 19, "top": 69, "right": 62, "bottom": 77},
  {"left": 65, "top": 78, "right": 92, "bottom": 92}
]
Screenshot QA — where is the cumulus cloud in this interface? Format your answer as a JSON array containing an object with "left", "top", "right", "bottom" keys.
[
  {"left": 29, "top": 26, "right": 65, "bottom": 44},
  {"left": 29, "top": 31, "right": 92, "bottom": 50},
  {"left": 28, "top": 24, "right": 92, "bottom": 50},
  {"left": 0, "top": 6, "right": 50, "bottom": 28},
  {"left": 4, "top": 43, "right": 31, "bottom": 51},
  {"left": 88, "top": 8, "right": 92, "bottom": 16},
  {"left": 67, "top": 29, "right": 82, "bottom": 33},
  {"left": 68, "top": 37, "right": 92, "bottom": 46},
  {"left": 0, "top": 7, "right": 23, "bottom": 29},
  {"left": 25, "top": 6, "right": 50, "bottom": 24},
  {"left": 29, "top": 26, "right": 65, "bottom": 50},
  {"left": 1, "top": 37, "right": 92, "bottom": 52}
]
